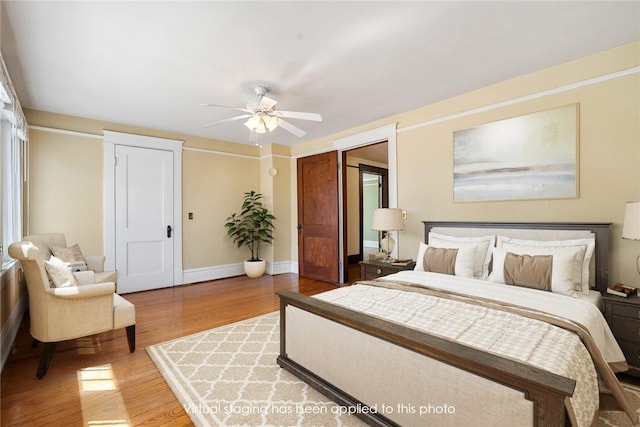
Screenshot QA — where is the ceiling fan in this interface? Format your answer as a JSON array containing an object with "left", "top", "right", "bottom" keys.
[{"left": 201, "top": 86, "right": 322, "bottom": 138}]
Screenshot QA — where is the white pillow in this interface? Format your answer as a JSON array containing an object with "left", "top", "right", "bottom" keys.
[
  {"left": 489, "top": 246, "right": 586, "bottom": 297},
  {"left": 414, "top": 242, "right": 476, "bottom": 278},
  {"left": 496, "top": 236, "right": 594, "bottom": 295},
  {"left": 428, "top": 232, "right": 495, "bottom": 279},
  {"left": 44, "top": 256, "right": 78, "bottom": 288}
]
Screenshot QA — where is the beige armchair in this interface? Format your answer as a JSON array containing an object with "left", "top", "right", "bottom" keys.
[{"left": 8, "top": 239, "right": 135, "bottom": 379}]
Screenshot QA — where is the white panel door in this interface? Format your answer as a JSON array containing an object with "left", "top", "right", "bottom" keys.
[{"left": 115, "top": 145, "right": 174, "bottom": 293}]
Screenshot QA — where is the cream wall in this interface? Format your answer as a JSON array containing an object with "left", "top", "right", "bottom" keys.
[
  {"left": 182, "top": 149, "right": 259, "bottom": 269},
  {"left": 258, "top": 143, "right": 294, "bottom": 267},
  {"left": 293, "top": 41, "right": 640, "bottom": 286},
  {"left": 28, "top": 129, "right": 104, "bottom": 254},
  {"left": 24, "top": 110, "right": 292, "bottom": 278},
  {"left": 396, "top": 72, "right": 638, "bottom": 284},
  {"left": 271, "top": 151, "right": 294, "bottom": 265},
  {"left": 397, "top": 44, "right": 639, "bottom": 286}
]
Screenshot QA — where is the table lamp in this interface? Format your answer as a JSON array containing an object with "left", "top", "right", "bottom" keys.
[{"left": 372, "top": 208, "right": 404, "bottom": 263}]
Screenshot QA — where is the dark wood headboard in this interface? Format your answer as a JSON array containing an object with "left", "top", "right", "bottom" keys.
[{"left": 423, "top": 221, "right": 612, "bottom": 294}]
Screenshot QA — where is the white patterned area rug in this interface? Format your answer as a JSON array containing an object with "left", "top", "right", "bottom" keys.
[
  {"left": 146, "top": 312, "right": 365, "bottom": 427},
  {"left": 600, "top": 383, "right": 640, "bottom": 427},
  {"left": 147, "top": 311, "right": 637, "bottom": 427}
]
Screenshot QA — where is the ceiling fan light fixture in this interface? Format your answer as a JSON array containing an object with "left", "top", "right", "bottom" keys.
[
  {"left": 245, "top": 114, "right": 277, "bottom": 134},
  {"left": 203, "top": 85, "right": 319, "bottom": 140},
  {"left": 244, "top": 115, "right": 261, "bottom": 131},
  {"left": 263, "top": 115, "right": 278, "bottom": 132}
]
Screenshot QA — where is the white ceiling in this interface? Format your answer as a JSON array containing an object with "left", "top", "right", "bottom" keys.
[{"left": 1, "top": 1, "right": 638, "bottom": 147}]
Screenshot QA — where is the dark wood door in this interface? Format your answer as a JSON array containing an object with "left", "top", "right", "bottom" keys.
[{"left": 297, "top": 151, "right": 340, "bottom": 283}]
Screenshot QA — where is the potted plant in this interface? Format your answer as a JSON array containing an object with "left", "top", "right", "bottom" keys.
[{"left": 224, "top": 190, "right": 276, "bottom": 278}]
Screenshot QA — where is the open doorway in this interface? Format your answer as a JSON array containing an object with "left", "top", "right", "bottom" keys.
[
  {"left": 344, "top": 142, "right": 388, "bottom": 280},
  {"left": 360, "top": 165, "right": 388, "bottom": 261},
  {"left": 297, "top": 125, "right": 395, "bottom": 284}
]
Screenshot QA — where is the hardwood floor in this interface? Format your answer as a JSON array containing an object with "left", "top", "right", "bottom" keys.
[{"left": 1, "top": 273, "right": 339, "bottom": 426}]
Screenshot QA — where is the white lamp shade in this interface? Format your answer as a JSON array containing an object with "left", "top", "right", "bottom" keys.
[
  {"left": 262, "top": 115, "right": 279, "bottom": 131},
  {"left": 244, "top": 115, "right": 260, "bottom": 130},
  {"left": 244, "top": 115, "right": 278, "bottom": 134},
  {"left": 623, "top": 201, "right": 640, "bottom": 240},
  {"left": 372, "top": 208, "right": 404, "bottom": 231}
]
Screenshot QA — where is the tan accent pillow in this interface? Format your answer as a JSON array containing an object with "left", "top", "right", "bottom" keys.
[
  {"left": 503, "top": 252, "right": 552, "bottom": 291},
  {"left": 497, "top": 236, "right": 594, "bottom": 295},
  {"left": 428, "top": 232, "right": 496, "bottom": 279},
  {"left": 51, "top": 243, "right": 84, "bottom": 263},
  {"left": 44, "top": 256, "right": 78, "bottom": 288},
  {"left": 423, "top": 246, "right": 458, "bottom": 275}
]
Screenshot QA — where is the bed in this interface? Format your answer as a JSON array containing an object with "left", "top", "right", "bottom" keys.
[{"left": 277, "top": 221, "right": 638, "bottom": 426}]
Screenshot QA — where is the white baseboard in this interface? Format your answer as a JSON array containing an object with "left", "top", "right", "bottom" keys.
[
  {"left": 268, "top": 261, "right": 298, "bottom": 275},
  {"left": 181, "top": 261, "right": 297, "bottom": 285},
  {"left": 1, "top": 291, "right": 27, "bottom": 372},
  {"left": 181, "top": 263, "right": 244, "bottom": 285}
]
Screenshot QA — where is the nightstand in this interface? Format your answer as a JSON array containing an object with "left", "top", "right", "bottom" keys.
[
  {"left": 603, "top": 293, "right": 640, "bottom": 377},
  {"left": 359, "top": 260, "right": 416, "bottom": 280}
]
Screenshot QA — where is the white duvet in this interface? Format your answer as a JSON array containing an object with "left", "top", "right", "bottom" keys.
[{"left": 379, "top": 270, "right": 625, "bottom": 366}]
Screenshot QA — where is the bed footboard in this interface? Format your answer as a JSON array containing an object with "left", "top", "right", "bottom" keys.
[{"left": 277, "top": 290, "right": 575, "bottom": 427}]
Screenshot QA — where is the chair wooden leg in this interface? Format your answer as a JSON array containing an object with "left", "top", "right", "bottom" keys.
[
  {"left": 36, "top": 342, "right": 56, "bottom": 379},
  {"left": 126, "top": 325, "right": 136, "bottom": 353}
]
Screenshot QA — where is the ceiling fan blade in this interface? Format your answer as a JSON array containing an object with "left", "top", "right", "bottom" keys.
[
  {"left": 276, "top": 118, "right": 306, "bottom": 137},
  {"left": 201, "top": 103, "right": 253, "bottom": 114},
  {"left": 275, "top": 110, "right": 322, "bottom": 122},
  {"left": 259, "top": 96, "right": 278, "bottom": 111},
  {"left": 202, "top": 114, "right": 252, "bottom": 128}
]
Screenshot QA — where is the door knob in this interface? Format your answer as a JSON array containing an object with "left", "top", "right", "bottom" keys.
[{"left": 167, "top": 225, "right": 172, "bottom": 238}]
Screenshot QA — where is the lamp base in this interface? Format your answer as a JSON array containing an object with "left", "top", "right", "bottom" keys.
[
  {"left": 380, "top": 233, "right": 395, "bottom": 263},
  {"left": 379, "top": 254, "right": 395, "bottom": 263}
]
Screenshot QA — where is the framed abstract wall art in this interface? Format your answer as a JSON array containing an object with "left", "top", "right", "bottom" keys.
[{"left": 453, "top": 104, "right": 578, "bottom": 202}]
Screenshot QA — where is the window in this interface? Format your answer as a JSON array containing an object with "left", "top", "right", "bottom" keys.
[
  {"left": 0, "top": 55, "right": 28, "bottom": 268},
  {"left": 0, "top": 91, "right": 26, "bottom": 267}
]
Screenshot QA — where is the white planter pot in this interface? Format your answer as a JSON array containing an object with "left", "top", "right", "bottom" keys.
[{"left": 244, "top": 259, "right": 266, "bottom": 278}]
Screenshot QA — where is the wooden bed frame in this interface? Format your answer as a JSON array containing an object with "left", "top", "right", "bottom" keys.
[{"left": 277, "top": 221, "right": 612, "bottom": 426}]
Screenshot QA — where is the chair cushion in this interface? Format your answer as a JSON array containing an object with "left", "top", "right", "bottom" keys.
[
  {"left": 113, "top": 294, "right": 136, "bottom": 329},
  {"left": 44, "top": 256, "right": 78, "bottom": 288},
  {"left": 73, "top": 270, "right": 96, "bottom": 285},
  {"left": 95, "top": 271, "right": 117, "bottom": 284}
]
